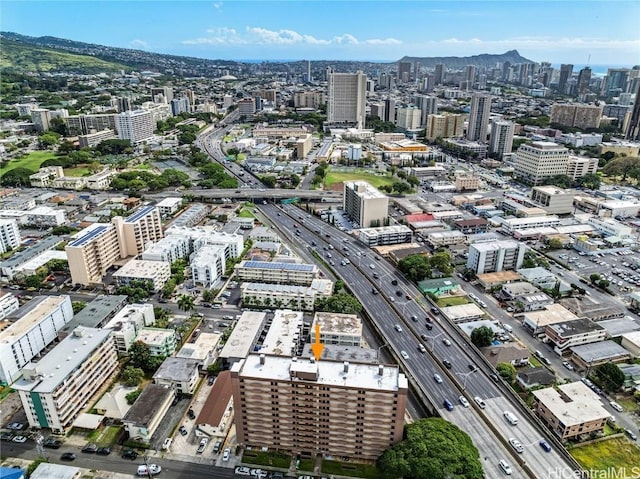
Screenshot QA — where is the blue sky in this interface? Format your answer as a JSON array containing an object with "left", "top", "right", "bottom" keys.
[{"left": 2, "top": 1, "right": 640, "bottom": 66}]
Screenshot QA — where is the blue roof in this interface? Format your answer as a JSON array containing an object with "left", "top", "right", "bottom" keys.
[
  {"left": 243, "top": 261, "right": 314, "bottom": 272},
  {"left": 125, "top": 205, "right": 156, "bottom": 223},
  {"left": 68, "top": 225, "right": 109, "bottom": 248},
  {"left": 0, "top": 466, "right": 25, "bottom": 479}
]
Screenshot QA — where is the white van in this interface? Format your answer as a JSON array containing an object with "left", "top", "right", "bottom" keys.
[
  {"left": 610, "top": 401, "right": 624, "bottom": 412},
  {"left": 503, "top": 324, "right": 513, "bottom": 333},
  {"left": 503, "top": 411, "right": 519, "bottom": 425},
  {"left": 499, "top": 460, "right": 512, "bottom": 475}
]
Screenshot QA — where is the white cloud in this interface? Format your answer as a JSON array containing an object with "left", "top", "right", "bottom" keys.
[
  {"left": 130, "top": 39, "right": 148, "bottom": 49},
  {"left": 182, "top": 26, "right": 401, "bottom": 47},
  {"left": 212, "top": 2, "right": 222, "bottom": 9}
]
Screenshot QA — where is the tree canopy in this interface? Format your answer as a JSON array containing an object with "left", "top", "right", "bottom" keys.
[
  {"left": 594, "top": 363, "right": 625, "bottom": 393},
  {"left": 471, "top": 326, "right": 494, "bottom": 348},
  {"left": 314, "top": 292, "right": 362, "bottom": 315},
  {"left": 398, "top": 252, "right": 453, "bottom": 282},
  {"left": 378, "top": 418, "right": 483, "bottom": 479}
]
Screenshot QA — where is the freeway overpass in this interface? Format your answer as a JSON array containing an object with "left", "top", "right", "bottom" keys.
[{"left": 147, "top": 188, "right": 342, "bottom": 202}]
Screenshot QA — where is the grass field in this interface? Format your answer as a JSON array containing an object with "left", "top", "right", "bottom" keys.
[
  {"left": 571, "top": 437, "right": 640, "bottom": 476},
  {"left": 0, "top": 151, "right": 57, "bottom": 175},
  {"left": 238, "top": 209, "right": 255, "bottom": 218},
  {"left": 242, "top": 450, "right": 291, "bottom": 468},
  {"left": 87, "top": 425, "right": 122, "bottom": 446},
  {"left": 615, "top": 396, "right": 639, "bottom": 413},
  {"left": 324, "top": 169, "right": 395, "bottom": 189},
  {"left": 321, "top": 460, "right": 382, "bottom": 479},
  {"left": 436, "top": 296, "right": 471, "bottom": 307},
  {"left": 65, "top": 166, "right": 90, "bottom": 177}
]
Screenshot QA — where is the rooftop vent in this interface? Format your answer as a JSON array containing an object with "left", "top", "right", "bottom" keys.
[
  {"left": 378, "top": 364, "right": 384, "bottom": 376},
  {"left": 259, "top": 354, "right": 265, "bottom": 365},
  {"left": 343, "top": 361, "right": 349, "bottom": 374}
]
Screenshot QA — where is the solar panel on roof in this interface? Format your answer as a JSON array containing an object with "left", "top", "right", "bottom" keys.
[
  {"left": 68, "top": 225, "right": 109, "bottom": 247},
  {"left": 125, "top": 205, "right": 156, "bottom": 223},
  {"left": 244, "top": 261, "right": 313, "bottom": 272}
]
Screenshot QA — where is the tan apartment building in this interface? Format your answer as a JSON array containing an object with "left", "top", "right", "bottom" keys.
[
  {"left": 13, "top": 327, "right": 118, "bottom": 434},
  {"left": 231, "top": 354, "right": 407, "bottom": 461},
  {"left": 532, "top": 382, "right": 609, "bottom": 440},
  {"left": 312, "top": 312, "right": 362, "bottom": 347},
  {"left": 425, "top": 113, "right": 465, "bottom": 141},
  {"left": 550, "top": 103, "right": 604, "bottom": 130},
  {"left": 113, "top": 205, "right": 163, "bottom": 258},
  {"left": 566, "top": 156, "right": 598, "bottom": 181},
  {"left": 343, "top": 181, "right": 389, "bottom": 228},
  {"left": 514, "top": 141, "right": 570, "bottom": 185},
  {"left": 455, "top": 175, "right": 480, "bottom": 192},
  {"left": 66, "top": 223, "right": 120, "bottom": 286},
  {"left": 112, "top": 259, "right": 171, "bottom": 291}
]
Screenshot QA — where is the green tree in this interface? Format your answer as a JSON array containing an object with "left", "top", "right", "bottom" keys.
[
  {"left": 602, "top": 156, "right": 640, "bottom": 181},
  {"left": 177, "top": 294, "right": 196, "bottom": 314},
  {"left": 0, "top": 167, "right": 33, "bottom": 187},
  {"left": 594, "top": 363, "right": 625, "bottom": 393},
  {"left": 398, "top": 254, "right": 431, "bottom": 282},
  {"left": 120, "top": 366, "right": 145, "bottom": 387},
  {"left": 378, "top": 418, "right": 483, "bottom": 479},
  {"left": 260, "top": 175, "right": 276, "bottom": 188},
  {"left": 471, "top": 326, "right": 494, "bottom": 348},
  {"left": 38, "top": 131, "right": 61, "bottom": 148},
  {"left": 72, "top": 301, "right": 87, "bottom": 315},
  {"left": 129, "top": 341, "right": 163, "bottom": 373},
  {"left": 49, "top": 117, "right": 68, "bottom": 136},
  {"left": 547, "top": 238, "right": 564, "bottom": 250},
  {"left": 430, "top": 251, "right": 453, "bottom": 276},
  {"left": 577, "top": 173, "right": 601, "bottom": 190},
  {"left": 314, "top": 292, "right": 362, "bottom": 314},
  {"left": 496, "top": 362, "right": 517, "bottom": 383},
  {"left": 226, "top": 147, "right": 240, "bottom": 160},
  {"left": 201, "top": 289, "right": 216, "bottom": 303},
  {"left": 590, "top": 273, "right": 601, "bottom": 284},
  {"left": 153, "top": 307, "right": 172, "bottom": 328},
  {"left": 125, "top": 388, "right": 143, "bottom": 405}
]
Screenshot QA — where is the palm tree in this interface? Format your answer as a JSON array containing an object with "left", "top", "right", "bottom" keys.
[{"left": 177, "top": 294, "right": 195, "bottom": 314}]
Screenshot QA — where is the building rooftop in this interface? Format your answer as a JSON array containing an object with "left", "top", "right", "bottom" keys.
[
  {"left": 123, "top": 384, "right": 173, "bottom": 426},
  {"left": 67, "top": 223, "right": 111, "bottom": 248},
  {"left": 301, "top": 344, "right": 378, "bottom": 363},
  {"left": 470, "top": 239, "right": 521, "bottom": 251},
  {"left": 59, "top": 295, "right": 127, "bottom": 333},
  {"left": 156, "top": 197, "right": 182, "bottom": 208},
  {"left": 599, "top": 317, "right": 640, "bottom": 338},
  {"left": 12, "top": 327, "right": 111, "bottom": 393},
  {"left": 533, "top": 382, "right": 609, "bottom": 427},
  {"left": 523, "top": 303, "right": 579, "bottom": 328},
  {"left": 219, "top": 311, "right": 266, "bottom": 360},
  {"left": 234, "top": 354, "right": 407, "bottom": 392},
  {"left": 239, "top": 261, "right": 316, "bottom": 272},
  {"left": 345, "top": 180, "right": 387, "bottom": 200},
  {"left": 547, "top": 317, "right": 606, "bottom": 337},
  {"left": 136, "top": 328, "right": 175, "bottom": 346},
  {"left": 571, "top": 340, "right": 631, "bottom": 362},
  {"left": 440, "top": 303, "right": 485, "bottom": 321},
  {"left": 502, "top": 281, "right": 540, "bottom": 295},
  {"left": 30, "top": 463, "right": 80, "bottom": 479},
  {"left": 177, "top": 332, "right": 222, "bottom": 361},
  {"left": 113, "top": 259, "right": 170, "bottom": 279},
  {"left": 0, "top": 235, "right": 62, "bottom": 269},
  {"left": 312, "top": 312, "right": 362, "bottom": 335},
  {"left": 1, "top": 296, "right": 70, "bottom": 342},
  {"left": 153, "top": 357, "right": 199, "bottom": 382},
  {"left": 196, "top": 371, "right": 232, "bottom": 427}
]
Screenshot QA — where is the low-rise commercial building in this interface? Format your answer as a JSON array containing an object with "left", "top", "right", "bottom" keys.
[
  {"left": 426, "top": 230, "right": 466, "bottom": 248},
  {"left": 521, "top": 303, "right": 580, "bottom": 337},
  {"left": 570, "top": 341, "right": 631, "bottom": 371},
  {"left": 112, "top": 259, "right": 171, "bottom": 291},
  {"left": 102, "top": 303, "right": 155, "bottom": 355},
  {"left": 357, "top": 225, "right": 412, "bottom": 247},
  {"left": 533, "top": 382, "right": 609, "bottom": 440},
  {"left": 155, "top": 197, "right": 183, "bottom": 217},
  {"left": 530, "top": 186, "right": 576, "bottom": 215},
  {"left": 219, "top": 311, "right": 267, "bottom": 369},
  {"left": 122, "top": 384, "right": 174, "bottom": 443},
  {"left": 240, "top": 279, "right": 333, "bottom": 311},
  {"left": 312, "top": 312, "right": 362, "bottom": 347},
  {"left": 545, "top": 318, "right": 608, "bottom": 356}
]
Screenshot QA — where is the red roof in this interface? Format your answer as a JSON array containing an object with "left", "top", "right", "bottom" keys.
[
  {"left": 405, "top": 213, "right": 435, "bottom": 222},
  {"left": 196, "top": 371, "right": 233, "bottom": 427}
]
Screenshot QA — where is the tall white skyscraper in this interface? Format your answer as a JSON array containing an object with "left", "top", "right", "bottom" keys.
[
  {"left": 489, "top": 120, "right": 515, "bottom": 158},
  {"left": 327, "top": 69, "right": 367, "bottom": 129},
  {"left": 466, "top": 93, "right": 492, "bottom": 142},
  {"left": 115, "top": 110, "right": 155, "bottom": 145}
]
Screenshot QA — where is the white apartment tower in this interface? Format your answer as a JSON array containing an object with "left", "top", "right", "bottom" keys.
[
  {"left": 115, "top": 110, "right": 155, "bottom": 145},
  {"left": 113, "top": 205, "right": 164, "bottom": 258},
  {"left": 0, "top": 219, "right": 21, "bottom": 254},
  {"left": 343, "top": 181, "right": 389, "bottom": 228},
  {"left": 489, "top": 120, "right": 515, "bottom": 158},
  {"left": 327, "top": 69, "right": 367, "bottom": 129},
  {"left": 514, "top": 141, "right": 570, "bottom": 185},
  {"left": 467, "top": 240, "right": 526, "bottom": 274},
  {"left": 466, "top": 93, "right": 492, "bottom": 142}
]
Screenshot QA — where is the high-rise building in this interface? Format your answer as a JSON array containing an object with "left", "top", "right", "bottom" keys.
[
  {"left": 425, "top": 114, "right": 465, "bottom": 141},
  {"left": 237, "top": 98, "right": 256, "bottom": 120},
  {"left": 414, "top": 95, "right": 437, "bottom": 126},
  {"left": 116, "top": 97, "right": 132, "bottom": 113},
  {"left": 502, "top": 61, "right": 512, "bottom": 81},
  {"left": 625, "top": 83, "right": 640, "bottom": 141},
  {"left": 343, "top": 181, "right": 389, "bottom": 228},
  {"left": 327, "top": 69, "right": 367, "bottom": 129},
  {"left": 602, "top": 68, "right": 630, "bottom": 96},
  {"left": 489, "top": 120, "right": 515, "bottom": 159},
  {"left": 66, "top": 223, "right": 121, "bottom": 286},
  {"left": 113, "top": 205, "right": 164, "bottom": 258},
  {"left": 30, "top": 109, "right": 51, "bottom": 132},
  {"left": 514, "top": 141, "right": 570, "bottom": 185},
  {"left": 115, "top": 110, "right": 155, "bottom": 145},
  {"left": 0, "top": 218, "right": 21, "bottom": 254},
  {"left": 577, "top": 67, "right": 592, "bottom": 94},
  {"left": 434, "top": 64, "right": 444, "bottom": 85},
  {"left": 550, "top": 103, "right": 603, "bottom": 130},
  {"left": 466, "top": 240, "right": 526, "bottom": 274},
  {"left": 384, "top": 97, "right": 396, "bottom": 124},
  {"left": 395, "top": 106, "right": 421, "bottom": 130},
  {"left": 558, "top": 64, "right": 574, "bottom": 94},
  {"left": 170, "top": 98, "right": 189, "bottom": 116},
  {"left": 466, "top": 93, "right": 492, "bottom": 142},
  {"left": 150, "top": 86, "right": 174, "bottom": 104},
  {"left": 398, "top": 61, "right": 412, "bottom": 83},
  {"left": 231, "top": 354, "right": 407, "bottom": 461},
  {"left": 465, "top": 65, "right": 477, "bottom": 86},
  {"left": 14, "top": 326, "right": 117, "bottom": 434},
  {"left": 183, "top": 89, "right": 196, "bottom": 111}
]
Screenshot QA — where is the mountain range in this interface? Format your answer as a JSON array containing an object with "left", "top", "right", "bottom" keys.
[{"left": 1, "top": 31, "right": 535, "bottom": 76}]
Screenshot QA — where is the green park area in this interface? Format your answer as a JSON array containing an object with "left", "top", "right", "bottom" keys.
[
  {"left": 324, "top": 169, "right": 395, "bottom": 189},
  {"left": 570, "top": 437, "right": 640, "bottom": 476},
  {"left": 64, "top": 166, "right": 91, "bottom": 177},
  {"left": 436, "top": 296, "right": 471, "bottom": 307},
  {"left": 238, "top": 208, "right": 256, "bottom": 218},
  {"left": 0, "top": 151, "right": 57, "bottom": 175}
]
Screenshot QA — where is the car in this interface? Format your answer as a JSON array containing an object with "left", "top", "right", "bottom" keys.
[
  {"left": 418, "top": 344, "right": 427, "bottom": 354},
  {"left": 443, "top": 399, "right": 454, "bottom": 411},
  {"left": 162, "top": 438, "right": 172, "bottom": 450},
  {"left": 6, "top": 422, "right": 25, "bottom": 431},
  {"left": 122, "top": 449, "right": 138, "bottom": 460},
  {"left": 433, "top": 373, "right": 443, "bottom": 383},
  {"left": 400, "top": 350, "right": 409, "bottom": 360},
  {"left": 509, "top": 437, "right": 524, "bottom": 453},
  {"left": 442, "top": 360, "right": 452, "bottom": 369},
  {"left": 474, "top": 396, "right": 487, "bottom": 409},
  {"left": 137, "top": 464, "right": 162, "bottom": 476},
  {"left": 12, "top": 436, "right": 27, "bottom": 443},
  {"left": 499, "top": 459, "right": 512, "bottom": 475},
  {"left": 410, "top": 315, "right": 418, "bottom": 322},
  {"left": 250, "top": 469, "right": 268, "bottom": 479},
  {"left": 235, "top": 466, "right": 252, "bottom": 476},
  {"left": 425, "top": 323, "right": 433, "bottom": 330},
  {"left": 222, "top": 447, "right": 231, "bottom": 461},
  {"left": 187, "top": 409, "right": 196, "bottom": 419},
  {"left": 96, "top": 447, "right": 111, "bottom": 456},
  {"left": 468, "top": 364, "right": 477, "bottom": 371},
  {"left": 539, "top": 440, "right": 552, "bottom": 452},
  {"left": 61, "top": 453, "right": 76, "bottom": 461},
  {"left": 0, "top": 432, "right": 14, "bottom": 441},
  {"left": 459, "top": 396, "right": 470, "bottom": 407},
  {"left": 443, "top": 339, "right": 452, "bottom": 346},
  {"left": 43, "top": 438, "right": 62, "bottom": 449},
  {"left": 395, "top": 290, "right": 402, "bottom": 297},
  {"left": 394, "top": 324, "right": 403, "bottom": 332},
  {"left": 82, "top": 443, "right": 98, "bottom": 453},
  {"left": 431, "top": 307, "right": 439, "bottom": 314},
  {"left": 625, "top": 429, "right": 638, "bottom": 441},
  {"left": 391, "top": 279, "right": 398, "bottom": 286},
  {"left": 562, "top": 361, "right": 574, "bottom": 371}
]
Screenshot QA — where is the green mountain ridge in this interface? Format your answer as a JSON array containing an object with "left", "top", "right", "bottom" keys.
[{"left": 1, "top": 39, "right": 128, "bottom": 73}]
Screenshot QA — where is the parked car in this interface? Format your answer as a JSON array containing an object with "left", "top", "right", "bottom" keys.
[
  {"left": 179, "top": 425, "right": 188, "bottom": 436},
  {"left": 122, "top": 449, "right": 138, "bottom": 460},
  {"left": 11, "top": 436, "right": 27, "bottom": 443},
  {"left": 60, "top": 453, "right": 76, "bottom": 461},
  {"left": 43, "top": 438, "right": 62, "bottom": 449},
  {"left": 222, "top": 447, "right": 231, "bottom": 461},
  {"left": 96, "top": 447, "right": 111, "bottom": 456},
  {"left": 82, "top": 443, "right": 98, "bottom": 453}
]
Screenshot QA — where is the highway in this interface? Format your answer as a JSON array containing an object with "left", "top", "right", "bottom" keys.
[{"left": 262, "top": 203, "right": 579, "bottom": 479}]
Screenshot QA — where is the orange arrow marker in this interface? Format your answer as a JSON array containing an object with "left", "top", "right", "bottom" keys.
[{"left": 311, "top": 323, "right": 324, "bottom": 361}]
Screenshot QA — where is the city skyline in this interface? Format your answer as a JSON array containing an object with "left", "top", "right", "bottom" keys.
[{"left": 2, "top": 1, "right": 639, "bottom": 66}]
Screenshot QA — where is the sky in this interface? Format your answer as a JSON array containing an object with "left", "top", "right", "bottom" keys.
[{"left": 2, "top": 1, "right": 640, "bottom": 66}]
